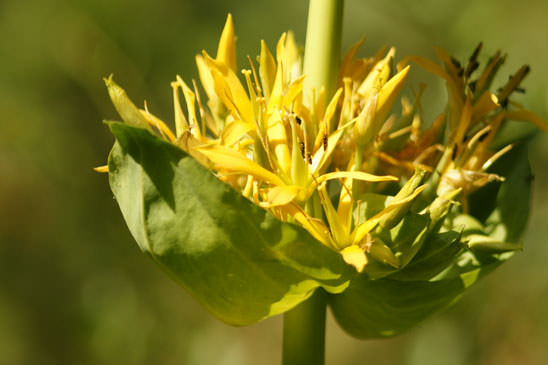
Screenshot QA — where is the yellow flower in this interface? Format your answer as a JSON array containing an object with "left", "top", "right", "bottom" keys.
[
  {"left": 102, "top": 15, "right": 548, "bottom": 272},
  {"left": 401, "top": 44, "right": 548, "bottom": 211}
]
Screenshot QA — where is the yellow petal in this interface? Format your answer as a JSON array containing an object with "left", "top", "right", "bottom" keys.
[
  {"left": 176, "top": 76, "right": 202, "bottom": 140},
  {"left": 203, "top": 52, "right": 255, "bottom": 124},
  {"left": 267, "top": 33, "right": 287, "bottom": 111},
  {"left": 368, "top": 238, "right": 399, "bottom": 268},
  {"left": 289, "top": 117, "right": 308, "bottom": 188},
  {"left": 341, "top": 245, "right": 368, "bottom": 272},
  {"left": 93, "top": 165, "right": 109, "bottom": 173},
  {"left": 406, "top": 55, "right": 449, "bottom": 80},
  {"left": 339, "top": 37, "right": 366, "bottom": 80},
  {"left": 353, "top": 91, "right": 378, "bottom": 146},
  {"left": 337, "top": 177, "right": 354, "bottom": 236},
  {"left": 434, "top": 47, "right": 464, "bottom": 79},
  {"left": 195, "top": 144, "right": 285, "bottom": 186},
  {"left": 504, "top": 110, "right": 548, "bottom": 133},
  {"left": 309, "top": 114, "right": 360, "bottom": 174},
  {"left": 318, "top": 183, "right": 348, "bottom": 248},
  {"left": 282, "top": 75, "right": 306, "bottom": 108},
  {"left": 216, "top": 14, "right": 237, "bottom": 72},
  {"left": 220, "top": 120, "right": 253, "bottom": 146},
  {"left": 176, "top": 131, "right": 210, "bottom": 167},
  {"left": 259, "top": 40, "right": 277, "bottom": 100},
  {"left": 314, "top": 88, "right": 343, "bottom": 151},
  {"left": 195, "top": 55, "right": 217, "bottom": 103},
  {"left": 266, "top": 110, "right": 292, "bottom": 175},
  {"left": 171, "top": 78, "right": 189, "bottom": 137},
  {"left": 357, "top": 47, "right": 395, "bottom": 98},
  {"left": 375, "top": 65, "right": 410, "bottom": 128},
  {"left": 453, "top": 95, "right": 473, "bottom": 148},
  {"left": 283, "top": 31, "right": 302, "bottom": 82},
  {"left": 259, "top": 186, "right": 300, "bottom": 208},
  {"left": 311, "top": 127, "right": 345, "bottom": 173},
  {"left": 283, "top": 203, "right": 333, "bottom": 247},
  {"left": 472, "top": 92, "right": 499, "bottom": 121},
  {"left": 351, "top": 185, "right": 426, "bottom": 245},
  {"left": 139, "top": 109, "right": 176, "bottom": 142}
]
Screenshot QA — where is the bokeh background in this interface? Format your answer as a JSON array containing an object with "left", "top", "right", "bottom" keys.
[{"left": 1, "top": 0, "right": 548, "bottom": 364}]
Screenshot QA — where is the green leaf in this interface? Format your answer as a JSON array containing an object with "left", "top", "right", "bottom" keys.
[
  {"left": 107, "top": 122, "right": 353, "bottom": 326},
  {"left": 329, "top": 258, "right": 500, "bottom": 339},
  {"left": 388, "top": 230, "right": 464, "bottom": 281},
  {"left": 485, "top": 142, "right": 532, "bottom": 243},
  {"left": 329, "top": 275, "right": 464, "bottom": 338},
  {"left": 361, "top": 213, "right": 430, "bottom": 280},
  {"left": 385, "top": 212, "right": 430, "bottom": 268},
  {"left": 104, "top": 76, "right": 151, "bottom": 130}
]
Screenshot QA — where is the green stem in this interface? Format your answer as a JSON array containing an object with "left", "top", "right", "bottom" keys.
[
  {"left": 281, "top": 2, "right": 344, "bottom": 364},
  {"left": 303, "top": 0, "right": 344, "bottom": 104},
  {"left": 282, "top": 290, "right": 327, "bottom": 365}
]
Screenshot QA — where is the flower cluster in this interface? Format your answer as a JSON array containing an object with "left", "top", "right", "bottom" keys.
[
  {"left": 101, "top": 15, "right": 546, "bottom": 334},
  {"left": 103, "top": 15, "right": 545, "bottom": 275}
]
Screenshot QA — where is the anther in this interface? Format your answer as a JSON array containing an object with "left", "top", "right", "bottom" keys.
[
  {"left": 477, "top": 130, "right": 489, "bottom": 142},
  {"left": 451, "top": 145, "right": 458, "bottom": 161}
]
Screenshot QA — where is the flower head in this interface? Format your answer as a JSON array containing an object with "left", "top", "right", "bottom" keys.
[
  {"left": 103, "top": 15, "right": 547, "bottom": 273},
  {"left": 101, "top": 14, "right": 547, "bottom": 335}
]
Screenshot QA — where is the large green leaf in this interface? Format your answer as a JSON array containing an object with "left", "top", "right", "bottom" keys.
[
  {"left": 329, "top": 275, "right": 464, "bottom": 338},
  {"left": 107, "top": 122, "right": 353, "bottom": 326},
  {"left": 328, "top": 259, "right": 499, "bottom": 338}
]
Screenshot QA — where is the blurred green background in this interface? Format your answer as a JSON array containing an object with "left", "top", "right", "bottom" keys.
[{"left": 1, "top": 0, "right": 547, "bottom": 364}]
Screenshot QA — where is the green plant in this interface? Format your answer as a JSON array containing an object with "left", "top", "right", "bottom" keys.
[{"left": 99, "top": 1, "right": 547, "bottom": 363}]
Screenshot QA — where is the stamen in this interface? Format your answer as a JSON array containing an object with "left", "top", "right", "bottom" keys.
[
  {"left": 450, "top": 56, "right": 462, "bottom": 69},
  {"left": 465, "top": 42, "right": 483, "bottom": 78},
  {"left": 143, "top": 100, "right": 167, "bottom": 140},
  {"left": 497, "top": 65, "right": 530, "bottom": 107},
  {"left": 192, "top": 79, "right": 207, "bottom": 138},
  {"left": 482, "top": 144, "right": 513, "bottom": 170},
  {"left": 247, "top": 55, "right": 263, "bottom": 97}
]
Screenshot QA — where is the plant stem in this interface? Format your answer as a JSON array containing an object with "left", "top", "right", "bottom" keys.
[
  {"left": 303, "top": 0, "right": 344, "bottom": 104},
  {"left": 282, "top": 290, "right": 327, "bottom": 365},
  {"left": 282, "top": 2, "right": 344, "bottom": 363}
]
